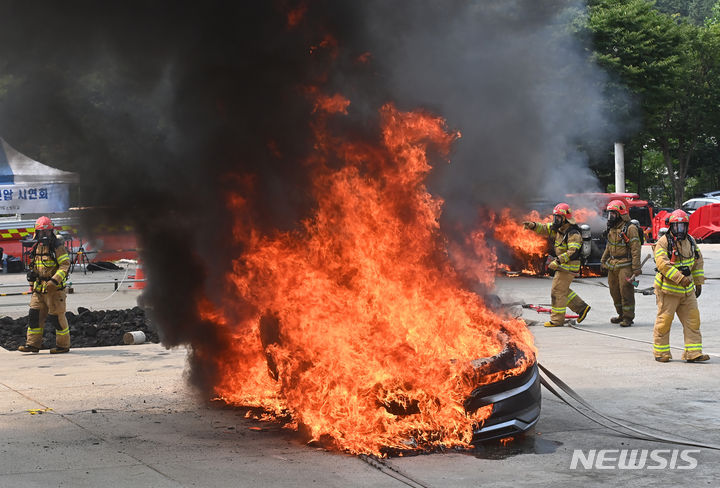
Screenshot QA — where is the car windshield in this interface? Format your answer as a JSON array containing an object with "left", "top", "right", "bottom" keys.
[{"left": 682, "top": 199, "right": 720, "bottom": 212}]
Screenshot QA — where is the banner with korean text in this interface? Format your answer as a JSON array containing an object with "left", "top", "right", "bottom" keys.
[{"left": 0, "top": 183, "right": 70, "bottom": 214}]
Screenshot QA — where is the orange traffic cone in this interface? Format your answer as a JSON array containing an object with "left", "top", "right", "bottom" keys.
[{"left": 129, "top": 260, "right": 146, "bottom": 290}]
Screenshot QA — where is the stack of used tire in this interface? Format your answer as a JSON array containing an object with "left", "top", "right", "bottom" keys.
[{"left": 0, "top": 307, "right": 159, "bottom": 351}]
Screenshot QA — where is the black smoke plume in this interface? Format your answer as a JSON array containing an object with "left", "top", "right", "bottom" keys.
[{"left": 0, "top": 0, "right": 619, "bottom": 393}]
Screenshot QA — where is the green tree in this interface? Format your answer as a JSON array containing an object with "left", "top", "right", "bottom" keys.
[
  {"left": 690, "top": 0, "right": 720, "bottom": 23},
  {"left": 654, "top": 0, "right": 689, "bottom": 18},
  {"left": 655, "top": 0, "right": 719, "bottom": 25},
  {"left": 708, "top": 0, "right": 720, "bottom": 25},
  {"left": 587, "top": 0, "right": 720, "bottom": 207}
]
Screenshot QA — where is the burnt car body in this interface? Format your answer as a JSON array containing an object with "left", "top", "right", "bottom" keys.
[
  {"left": 462, "top": 337, "right": 541, "bottom": 443},
  {"left": 259, "top": 314, "right": 541, "bottom": 450},
  {"left": 467, "top": 361, "right": 541, "bottom": 442},
  {"left": 370, "top": 340, "right": 541, "bottom": 447}
]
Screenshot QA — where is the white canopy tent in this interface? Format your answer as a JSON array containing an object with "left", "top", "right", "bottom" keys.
[{"left": 0, "top": 138, "right": 79, "bottom": 214}]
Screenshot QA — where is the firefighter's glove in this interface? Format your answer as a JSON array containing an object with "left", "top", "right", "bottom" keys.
[
  {"left": 695, "top": 284, "right": 702, "bottom": 298},
  {"left": 600, "top": 261, "right": 607, "bottom": 270},
  {"left": 522, "top": 221, "right": 535, "bottom": 230},
  {"left": 26, "top": 270, "right": 37, "bottom": 283},
  {"left": 45, "top": 279, "right": 58, "bottom": 294},
  {"left": 679, "top": 275, "right": 693, "bottom": 288},
  {"left": 547, "top": 260, "right": 559, "bottom": 271},
  {"left": 633, "top": 269, "right": 642, "bottom": 277}
]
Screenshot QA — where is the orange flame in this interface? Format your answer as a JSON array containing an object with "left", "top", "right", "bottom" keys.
[
  {"left": 312, "top": 93, "right": 351, "bottom": 114},
  {"left": 493, "top": 209, "right": 548, "bottom": 258},
  {"left": 499, "top": 436, "right": 514, "bottom": 446},
  {"left": 482, "top": 209, "right": 548, "bottom": 274},
  {"left": 309, "top": 34, "right": 339, "bottom": 58},
  {"left": 286, "top": 4, "right": 307, "bottom": 28},
  {"left": 202, "top": 101, "right": 535, "bottom": 455},
  {"left": 356, "top": 52, "right": 372, "bottom": 64},
  {"left": 572, "top": 207, "right": 598, "bottom": 224}
]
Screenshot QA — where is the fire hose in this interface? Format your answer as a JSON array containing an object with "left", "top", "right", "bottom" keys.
[
  {"left": 522, "top": 304, "right": 578, "bottom": 319},
  {"left": 537, "top": 363, "right": 720, "bottom": 451}
]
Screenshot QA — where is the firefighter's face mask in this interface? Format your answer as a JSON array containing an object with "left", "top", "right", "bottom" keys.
[
  {"left": 36, "top": 230, "right": 52, "bottom": 245},
  {"left": 607, "top": 211, "right": 620, "bottom": 227},
  {"left": 670, "top": 222, "right": 688, "bottom": 239},
  {"left": 551, "top": 215, "right": 565, "bottom": 230}
]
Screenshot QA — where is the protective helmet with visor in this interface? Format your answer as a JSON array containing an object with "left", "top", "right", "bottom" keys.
[
  {"left": 33, "top": 216, "right": 56, "bottom": 246},
  {"left": 606, "top": 199, "right": 627, "bottom": 227},
  {"left": 667, "top": 209, "right": 689, "bottom": 240},
  {"left": 552, "top": 203, "right": 573, "bottom": 229}
]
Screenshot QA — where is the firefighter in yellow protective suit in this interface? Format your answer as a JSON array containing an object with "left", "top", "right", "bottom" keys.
[
  {"left": 523, "top": 203, "right": 591, "bottom": 327},
  {"left": 652, "top": 209, "right": 708, "bottom": 363},
  {"left": 600, "top": 200, "right": 642, "bottom": 327},
  {"left": 18, "top": 216, "right": 72, "bottom": 354}
]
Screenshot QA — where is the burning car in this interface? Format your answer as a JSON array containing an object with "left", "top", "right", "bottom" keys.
[
  {"left": 257, "top": 312, "right": 541, "bottom": 449},
  {"left": 196, "top": 102, "right": 539, "bottom": 455}
]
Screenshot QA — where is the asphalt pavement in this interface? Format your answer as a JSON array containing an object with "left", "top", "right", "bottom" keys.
[{"left": 0, "top": 247, "right": 718, "bottom": 487}]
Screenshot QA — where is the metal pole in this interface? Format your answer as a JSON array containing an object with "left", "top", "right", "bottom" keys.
[{"left": 614, "top": 142, "right": 625, "bottom": 193}]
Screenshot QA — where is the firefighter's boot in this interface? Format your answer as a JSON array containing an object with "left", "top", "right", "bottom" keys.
[
  {"left": 50, "top": 347, "right": 70, "bottom": 354},
  {"left": 686, "top": 354, "right": 710, "bottom": 363},
  {"left": 18, "top": 344, "right": 40, "bottom": 353},
  {"left": 543, "top": 321, "right": 564, "bottom": 328},
  {"left": 619, "top": 319, "right": 633, "bottom": 327},
  {"left": 655, "top": 356, "right": 671, "bottom": 363},
  {"left": 576, "top": 305, "right": 591, "bottom": 324},
  {"left": 610, "top": 316, "right": 622, "bottom": 324}
]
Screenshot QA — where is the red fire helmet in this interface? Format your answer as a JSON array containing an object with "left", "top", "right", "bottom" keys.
[
  {"left": 34, "top": 216, "right": 54, "bottom": 231},
  {"left": 552, "top": 203, "right": 572, "bottom": 219},
  {"left": 606, "top": 199, "right": 628, "bottom": 215},
  {"left": 667, "top": 209, "right": 689, "bottom": 224}
]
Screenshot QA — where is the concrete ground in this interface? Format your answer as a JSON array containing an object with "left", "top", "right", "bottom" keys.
[{"left": 1, "top": 248, "right": 718, "bottom": 487}]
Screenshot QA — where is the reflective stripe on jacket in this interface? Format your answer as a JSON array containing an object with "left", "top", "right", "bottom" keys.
[
  {"left": 31, "top": 242, "right": 71, "bottom": 291},
  {"left": 601, "top": 216, "right": 641, "bottom": 271},
  {"left": 532, "top": 222, "right": 581, "bottom": 273},
  {"left": 653, "top": 235, "right": 704, "bottom": 295}
]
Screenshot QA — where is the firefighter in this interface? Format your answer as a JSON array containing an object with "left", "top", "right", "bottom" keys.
[
  {"left": 523, "top": 203, "right": 591, "bottom": 327},
  {"left": 652, "top": 209, "right": 708, "bottom": 363},
  {"left": 17, "top": 216, "right": 72, "bottom": 354},
  {"left": 600, "top": 200, "right": 642, "bottom": 327}
]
